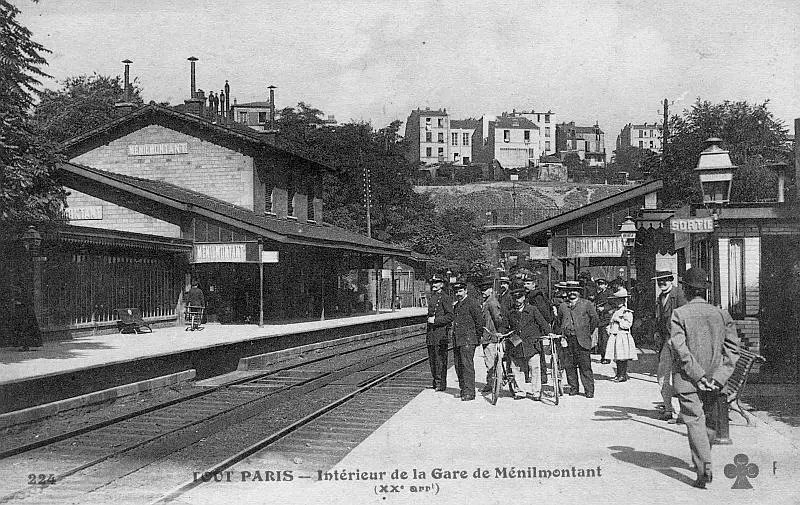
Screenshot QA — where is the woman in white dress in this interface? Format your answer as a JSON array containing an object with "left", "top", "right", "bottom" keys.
[{"left": 604, "top": 287, "right": 637, "bottom": 382}]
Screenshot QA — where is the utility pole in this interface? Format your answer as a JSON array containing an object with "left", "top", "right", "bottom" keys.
[
  {"left": 361, "top": 148, "right": 372, "bottom": 237},
  {"left": 662, "top": 98, "right": 669, "bottom": 166}
]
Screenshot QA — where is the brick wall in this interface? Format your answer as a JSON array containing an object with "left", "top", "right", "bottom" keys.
[
  {"left": 66, "top": 189, "right": 181, "bottom": 237},
  {"left": 72, "top": 125, "right": 254, "bottom": 210}
]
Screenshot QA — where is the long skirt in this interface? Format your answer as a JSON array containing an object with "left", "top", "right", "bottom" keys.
[{"left": 605, "top": 330, "right": 638, "bottom": 361}]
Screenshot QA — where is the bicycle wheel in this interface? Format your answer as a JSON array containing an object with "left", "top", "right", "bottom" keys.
[
  {"left": 551, "top": 346, "right": 560, "bottom": 405},
  {"left": 490, "top": 352, "right": 502, "bottom": 405}
]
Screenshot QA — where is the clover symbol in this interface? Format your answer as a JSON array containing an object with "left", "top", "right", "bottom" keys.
[{"left": 724, "top": 453, "right": 759, "bottom": 489}]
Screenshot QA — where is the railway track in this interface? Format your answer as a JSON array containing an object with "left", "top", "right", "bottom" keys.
[{"left": 0, "top": 331, "right": 434, "bottom": 504}]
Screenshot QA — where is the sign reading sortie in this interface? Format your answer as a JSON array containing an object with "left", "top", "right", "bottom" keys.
[
  {"left": 567, "top": 237, "right": 624, "bottom": 258},
  {"left": 670, "top": 217, "right": 715, "bottom": 233},
  {"left": 127, "top": 142, "right": 189, "bottom": 156}
]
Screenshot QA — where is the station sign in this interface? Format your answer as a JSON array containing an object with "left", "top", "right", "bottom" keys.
[
  {"left": 528, "top": 246, "right": 551, "bottom": 260},
  {"left": 127, "top": 142, "right": 189, "bottom": 156},
  {"left": 670, "top": 217, "right": 714, "bottom": 233},
  {"left": 566, "top": 237, "right": 624, "bottom": 258},
  {"left": 65, "top": 206, "right": 103, "bottom": 221},
  {"left": 261, "top": 251, "right": 279, "bottom": 263}
]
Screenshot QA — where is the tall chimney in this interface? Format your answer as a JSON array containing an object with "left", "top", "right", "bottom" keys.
[
  {"left": 188, "top": 56, "right": 198, "bottom": 97},
  {"left": 114, "top": 59, "right": 136, "bottom": 116},
  {"left": 268, "top": 85, "right": 276, "bottom": 129},
  {"left": 183, "top": 57, "right": 204, "bottom": 115},
  {"left": 220, "top": 88, "right": 225, "bottom": 120},
  {"left": 224, "top": 80, "right": 231, "bottom": 120}
]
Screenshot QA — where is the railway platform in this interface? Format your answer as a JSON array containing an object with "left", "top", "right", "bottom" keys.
[
  {"left": 182, "top": 349, "right": 800, "bottom": 505},
  {"left": 0, "top": 308, "right": 426, "bottom": 416}
]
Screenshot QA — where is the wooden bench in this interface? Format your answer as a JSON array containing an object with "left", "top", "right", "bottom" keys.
[
  {"left": 721, "top": 347, "right": 765, "bottom": 426},
  {"left": 114, "top": 308, "right": 152, "bottom": 334}
]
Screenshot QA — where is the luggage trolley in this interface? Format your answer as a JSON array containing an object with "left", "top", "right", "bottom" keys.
[{"left": 185, "top": 305, "right": 205, "bottom": 331}]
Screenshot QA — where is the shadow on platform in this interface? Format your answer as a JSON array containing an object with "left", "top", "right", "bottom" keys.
[{"left": 608, "top": 445, "right": 695, "bottom": 486}]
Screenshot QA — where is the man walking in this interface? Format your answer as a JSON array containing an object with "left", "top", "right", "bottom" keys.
[
  {"left": 451, "top": 281, "right": 482, "bottom": 401},
  {"left": 653, "top": 270, "right": 686, "bottom": 422},
  {"left": 478, "top": 279, "right": 506, "bottom": 393},
  {"left": 670, "top": 267, "right": 738, "bottom": 489},
  {"left": 507, "top": 287, "right": 552, "bottom": 400},
  {"left": 426, "top": 275, "right": 453, "bottom": 391},
  {"left": 557, "top": 281, "right": 599, "bottom": 398}
]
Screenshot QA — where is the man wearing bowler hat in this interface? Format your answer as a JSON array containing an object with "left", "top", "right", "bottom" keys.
[
  {"left": 669, "top": 267, "right": 738, "bottom": 489},
  {"left": 426, "top": 274, "right": 454, "bottom": 391},
  {"left": 556, "top": 281, "right": 599, "bottom": 398},
  {"left": 653, "top": 270, "right": 686, "bottom": 422},
  {"left": 450, "top": 281, "right": 483, "bottom": 401}
]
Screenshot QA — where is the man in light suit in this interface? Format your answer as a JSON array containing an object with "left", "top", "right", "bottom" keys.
[{"left": 670, "top": 267, "right": 739, "bottom": 489}]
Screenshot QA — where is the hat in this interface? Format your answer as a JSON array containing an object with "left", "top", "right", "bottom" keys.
[
  {"left": 554, "top": 281, "right": 567, "bottom": 289},
  {"left": 563, "top": 280, "right": 583, "bottom": 291},
  {"left": 452, "top": 281, "right": 468, "bottom": 291},
  {"left": 428, "top": 274, "right": 444, "bottom": 284},
  {"left": 651, "top": 270, "right": 675, "bottom": 281},
  {"left": 520, "top": 273, "right": 536, "bottom": 282},
  {"left": 499, "top": 276, "right": 511, "bottom": 284},
  {"left": 477, "top": 279, "right": 494, "bottom": 290},
  {"left": 595, "top": 278, "right": 608, "bottom": 285},
  {"left": 680, "top": 267, "right": 711, "bottom": 289},
  {"left": 511, "top": 287, "right": 527, "bottom": 298},
  {"left": 608, "top": 287, "right": 629, "bottom": 299}
]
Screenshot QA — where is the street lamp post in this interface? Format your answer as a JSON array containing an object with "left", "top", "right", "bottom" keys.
[
  {"left": 619, "top": 216, "right": 637, "bottom": 290},
  {"left": 510, "top": 171, "right": 519, "bottom": 225},
  {"left": 694, "top": 137, "right": 736, "bottom": 446}
]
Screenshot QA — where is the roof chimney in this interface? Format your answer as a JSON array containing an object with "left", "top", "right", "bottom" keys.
[
  {"left": 114, "top": 59, "right": 136, "bottom": 116},
  {"left": 268, "top": 85, "right": 276, "bottom": 130},
  {"left": 184, "top": 57, "right": 204, "bottom": 115}
]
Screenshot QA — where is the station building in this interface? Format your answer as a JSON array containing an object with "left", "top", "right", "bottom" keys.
[{"left": 1, "top": 92, "right": 418, "bottom": 342}]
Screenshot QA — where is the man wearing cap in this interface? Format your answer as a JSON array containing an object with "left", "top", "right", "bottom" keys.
[
  {"left": 653, "top": 270, "right": 687, "bottom": 422},
  {"left": 507, "top": 287, "right": 552, "bottom": 400},
  {"left": 669, "top": 267, "right": 739, "bottom": 489},
  {"left": 426, "top": 275, "right": 454, "bottom": 392},
  {"left": 523, "top": 273, "right": 553, "bottom": 385},
  {"left": 451, "top": 281, "right": 483, "bottom": 401},
  {"left": 478, "top": 280, "right": 507, "bottom": 393},
  {"left": 556, "top": 281, "right": 599, "bottom": 398},
  {"left": 497, "top": 276, "right": 513, "bottom": 318},
  {"left": 594, "top": 278, "right": 612, "bottom": 364}
]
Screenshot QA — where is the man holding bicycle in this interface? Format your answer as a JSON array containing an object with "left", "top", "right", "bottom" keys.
[
  {"left": 478, "top": 279, "right": 506, "bottom": 393},
  {"left": 507, "top": 287, "right": 552, "bottom": 400}
]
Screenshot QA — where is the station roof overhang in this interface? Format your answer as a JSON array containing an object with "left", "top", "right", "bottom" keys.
[
  {"left": 58, "top": 161, "right": 412, "bottom": 258},
  {"left": 515, "top": 179, "right": 664, "bottom": 245},
  {"left": 46, "top": 224, "right": 193, "bottom": 253}
]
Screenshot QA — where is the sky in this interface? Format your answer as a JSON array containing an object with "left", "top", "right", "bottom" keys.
[{"left": 18, "top": 0, "right": 800, "bottom": 149}]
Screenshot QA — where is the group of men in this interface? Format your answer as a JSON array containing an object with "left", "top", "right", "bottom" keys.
[
  {"left": 425, "top": 272, "right": 600, "bottom": 402},
  {"left": 426, "top": 266, "right": 740, "bottom": 489}
]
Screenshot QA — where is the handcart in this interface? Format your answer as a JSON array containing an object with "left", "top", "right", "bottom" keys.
[{"left": 185, "top": 305, "right": 205, "bottom": 331}]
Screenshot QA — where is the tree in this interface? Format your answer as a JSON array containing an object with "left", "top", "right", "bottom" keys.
[
  {"left": 33, "top": 73, "right": 144, "bottom": 143},
  {"left": 610, "top": 146, "right": 660, "bottom": 180},
  {"left": 0, "top": 0, "right": 66, "bottom": 228},
  {"left": 652, "top": 99, "right": 791, "bottom": 207}
]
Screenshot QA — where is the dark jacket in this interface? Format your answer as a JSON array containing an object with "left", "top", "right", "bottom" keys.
[
  {"left": 497, "top": 289, "right": 514, "bottom": 320},
  {"left": 655, "top": 286, "right": 686, "bottom": 349},
  {"left": 451, "top": 294, "right": 482, "bottom": 347},
  {"left": 507, "top": 302, "right": 551, "bottom": 358},
  {"left": 557, "top": 297, "right": 599, "bottom": 350},
  {"left": 426, "top": 291, "right": 454, "bottom": 345},
  {"left": 594, "top": 288, "right": 612, "bottom": 326},
  {"left": 481, "top": 294, "right": 506, "bottom": 344},
  {"left": 185, "top": 287, "right": 205, "bottom": 307},
  {"left": 526, "top": 288, "right": 554, "bottom": 324},
  {"left": 669, "top": 298, "right": 739, "bottom": 393}
]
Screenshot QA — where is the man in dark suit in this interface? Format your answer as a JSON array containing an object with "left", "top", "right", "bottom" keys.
[
  {"left": 426, "top": 275, "right": 454, "bottom": 392},
  {"left": 670, "top": 267, "right": 739, "bottom": 489},
  {"left": 652, "top": 270, "right": 687, "bottom": 422},
  {"left": 507, "top": 287, "right": 552, "bottom": 400},
  {"left": 451, "top": 281, "right": 483, "bottom": 401},
  {"left": 497, "top": 276, "right": 513, "bottom": 317},
  {"left": 557, "top": 281, "right": 599, "bottom": 398},
  {"left": 594, "top": 278, "right": 611, "bottom": 364},
  {"left": 523, "top": 273, "right": 553, "bottom": 385}
]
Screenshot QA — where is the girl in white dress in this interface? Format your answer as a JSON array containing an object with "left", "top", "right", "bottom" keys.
[{"left": 604, "top": 287, "right": 638, "bottom": 382}]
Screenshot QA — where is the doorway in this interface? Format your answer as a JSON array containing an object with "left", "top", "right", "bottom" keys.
[{"left": 760, "top": 235, "right": 800, "bottom": 382}]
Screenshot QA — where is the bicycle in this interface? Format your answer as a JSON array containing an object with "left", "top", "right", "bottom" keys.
[
  {"left": 486, "top": 330, "right": 516, "bottom": 405},
  {"left": 542, "top": 333, "right": 566, "bottom": 405},
  {"left": 184, "top": 305, "right": 205, "bottom": 331}
]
